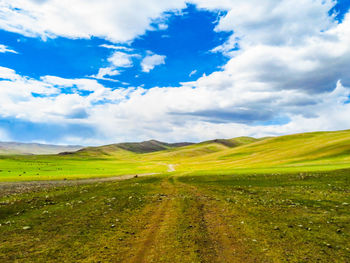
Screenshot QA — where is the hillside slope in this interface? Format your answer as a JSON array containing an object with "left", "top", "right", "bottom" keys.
[
  {"left": 1, "top": 130, "right": 350, "bottom": 182},
  {"left": 72, "top": 140, "right": 193, "bottom": 156},
  {"left": 174, "top": 129, "right": 350, "bottom": 173},
  {"left": 145, "top": 136, "right": 260, "bottom": 160},
  {"left": 0, "top": 142, "right": 82, "bottom": 155}
]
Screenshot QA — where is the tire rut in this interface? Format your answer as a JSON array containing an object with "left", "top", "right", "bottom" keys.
[
  {"left": 181, "top": 183, "right": 249, "bottom": 263},
  {"left": 130, "top": 180, "right": 175, "bottom": 263}
]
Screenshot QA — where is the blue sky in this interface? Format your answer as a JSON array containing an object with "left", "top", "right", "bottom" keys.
[
  {"left": 0, "top": 0, "right": 350, "bottom": 145},
  {"left": 0, "top": 4, "right": 230, "bottom": 88}
]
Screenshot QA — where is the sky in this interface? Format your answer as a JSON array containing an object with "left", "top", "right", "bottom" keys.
[{"left": 0, "top": 0, "right": 350, "bottom": 145}]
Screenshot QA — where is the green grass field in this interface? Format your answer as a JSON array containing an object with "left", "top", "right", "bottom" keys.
[
  {"left": 0, "top": 130, "right": 349, "bottom": 262},
  {"left": 2, "top": 130, "right": 350, "bottom": 182}
]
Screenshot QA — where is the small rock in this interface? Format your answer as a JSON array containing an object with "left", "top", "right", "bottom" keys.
[
  {"left": 111, "top": 224, "right": 115, "bottom": 228},
  {"left": 23, "top": 226, "right": 31, "bottom": 230}
]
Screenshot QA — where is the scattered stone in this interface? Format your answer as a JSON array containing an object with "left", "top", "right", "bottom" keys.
[
  {"left": 111, "top": 224, "right": 115, "bottom": 228},
  {"left": 22, "top": 226, "right": 31, "bottom": 230}
]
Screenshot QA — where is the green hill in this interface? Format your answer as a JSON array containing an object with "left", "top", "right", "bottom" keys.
[
  {"left": 0, "top": 142, "right": 82, "bottom": 155},
  {"left": 1, "top": 129, "right": 350, "bottom": 182},
  {"left": 70, "top": 140, "right": 193, "bottom": 156},
  {"left": 145, "top": 136, "right": 260, "bottom": 159},
  {"left": 173, "top": 129, "right": 350, "bottom": 174}
]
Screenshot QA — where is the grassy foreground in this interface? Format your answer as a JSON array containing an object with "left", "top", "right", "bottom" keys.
[
  {"left": 0, "top": 130, "right": 349, "bottom": 261},
  {"left": 0, "top": 171, "right": 349, "bottom": 262}
]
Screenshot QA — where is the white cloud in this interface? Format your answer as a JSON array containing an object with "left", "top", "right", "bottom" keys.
[
  {"left": 99, "top": 44, "right": 133, "bottom": 52},
  {"left": 141, "top": 53, "right": 166, "bottom": 72},
  {"left": 0, "top": 0, "right": 186, "bottom": 43},
  {"left": 90, "top": 51, "right": 137, "bottom": 81},
  {"left": 108, "top": 51, "right": 135, "bottom": 68},
  {"left": 1, "top": 63, "right": 350, "bottom": 145},
  {"left": 189, "top": 70, "right": 197, "bottom": 77},
  {"left": 196, "top": 0, "right": 336, "bottom": 47},
  {"left": 0, "top": 1, "right": 350, "bottom": 144},
  {"left": 90, "top": 67, "right": 120, "bottom": 82},
  {"left": 0, "top": 44, "right": 17, "bottom": 54},
  {"left": 157, "top": 23, "right": 168, "bottom": 30}
]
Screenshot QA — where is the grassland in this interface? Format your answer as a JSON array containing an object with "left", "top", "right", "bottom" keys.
[
  {"left": 1, "top": 130, "right": 350, "bottom": 182},
  {"left": 0, "top": 130, "right": 349, "bottom": 262},
  {"left": 0, "top": 171, "right": 349, "bottom": 262}
]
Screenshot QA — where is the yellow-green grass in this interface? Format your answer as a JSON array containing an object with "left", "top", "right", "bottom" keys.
[
  {"left": 0, "top": 154, "right": 165, "bottom": 182},
  {"left": 1, "top": 130, "right": 349, "bottom": 261},
  {"left": 1, "top": 129, "right": 350, "bottom": 182},
  {"left": 160, "top": 129, "right": 350, "bottom": 174},
  {"left": 0, "top": 172, "right": 349, "bottom": 262}
]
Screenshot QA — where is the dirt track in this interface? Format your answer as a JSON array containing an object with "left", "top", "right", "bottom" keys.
[{"left": 0, "top": 173, "right": 157, "bottom": 197}]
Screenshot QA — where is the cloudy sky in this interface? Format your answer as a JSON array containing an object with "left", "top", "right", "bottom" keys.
[{"left": 0, "top": 0, "right": 349, "bottom": 145}]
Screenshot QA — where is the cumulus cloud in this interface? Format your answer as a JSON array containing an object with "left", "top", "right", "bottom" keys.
[
  {"left": 0, "top": 1, "right": 350, "bottom": 144},
  {"left": 0, "top": 0, "right": 186, "bottom": 43},
  {"left": 141, "top": 53, "right": 166, "bottom": 72},
  {"left": 90, "top": 51, "right": 137, "bottom": 81},
  {"left": 0, "top": 44, "right": 17, "bottom": 54}
]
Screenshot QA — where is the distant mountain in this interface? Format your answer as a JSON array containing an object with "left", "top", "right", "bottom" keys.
[
  {"left": 0, "top": 142, "right": 83, "bottom": 155},
  {"left": 199, "top": 137, "right": 261, "bottom": 147},
  {"left": 65, "top": 137, "right": 262, "bottom": 157},
  {"left": 67, "top": 140, "right": 194, "bottom": 156}
]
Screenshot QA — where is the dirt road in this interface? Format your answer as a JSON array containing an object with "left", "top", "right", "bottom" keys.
[
  {"left": 0, "top": 173, "right": 157, "bottom": 197},
  {"left": 122, "top": 178, "right": 260, "bottom": 263}
]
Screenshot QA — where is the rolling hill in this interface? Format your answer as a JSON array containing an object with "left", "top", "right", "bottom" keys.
[
  {"left": 0, "top": 142, "right": 83, "bottom": 155},
  {"left": 63, "top": 140, "right": 194, "bottom": 156},
  {"left": 1, "top": 129, "right": 350, "bottom": 182},
  {"left": 171, "top": 129, "right": 350, "bottom": 174}
]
